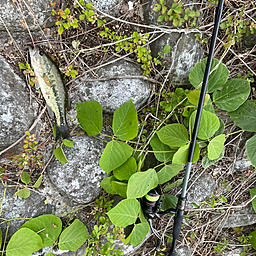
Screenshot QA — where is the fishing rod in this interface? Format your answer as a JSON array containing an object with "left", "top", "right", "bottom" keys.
[
  {"left": 169, "top": 0, "right": 224, "bottom": 254},
  {"left": 141, "top": 0, "right": 225, "bottom": 254}
]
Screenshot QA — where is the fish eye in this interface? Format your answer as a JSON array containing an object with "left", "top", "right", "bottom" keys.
[{"left": 39, "top": 51, "right": 44, "bottom": 56}]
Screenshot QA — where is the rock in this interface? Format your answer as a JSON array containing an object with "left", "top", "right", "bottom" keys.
[
  {"left": 47, "top": 135, "right": 106, "bottom": 205},
  {"left": 141, "top": 0, "right": 204, "bottom": 86},
  {"left": 0, "top": 0, "right": 54, "bottom": 33},
  {"left": 234, "top": 156, "right": 252, "bottom": 173},
  {"left": 164, "top": 245, "right": 192, "bottom": 256},
  {"left": 176, "top": 246, "right": 192, "bottom": 256},
  {"left": 0, "top": 184, "right": 55, "bottom": 240},
  {"left": 71, "top": 59, "right": 151, "bottom": 114},
  {"left": 0, "top": 55, "right": 37, "bottom": 152},
  {"left": 186, "top": 172, "right": 216, "bottom": 206},
  {"left": 243, "top": 33, "right": 256, "bottom": 49},
  {"left": 91, "top": 0, "right": 121, "bottom": 16},
  {"left": 224, "top": 248, "right": 243, "bottom": 256},
  {"left": 221, "top": 204, "right": 256, "bottom": 228}
]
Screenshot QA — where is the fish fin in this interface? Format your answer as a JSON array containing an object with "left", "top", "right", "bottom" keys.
[
  {"left": 47, "top": 105, "right": 54, "bottom": 118},
  {"left": 56, "top": 124, "right": 69, "bottom": 140}
]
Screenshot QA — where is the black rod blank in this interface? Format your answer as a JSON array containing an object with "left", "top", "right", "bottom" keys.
[{"left": 168, "top": 0, "right": 224, "bottom": 255}]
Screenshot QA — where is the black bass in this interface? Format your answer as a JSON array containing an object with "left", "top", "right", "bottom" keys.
[{"left": 29, "top": 46, "right": 70, "bottom": 140}]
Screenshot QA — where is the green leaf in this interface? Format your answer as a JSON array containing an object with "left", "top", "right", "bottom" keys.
[
  {"left": 189, "top": 58, "right": 229, "bottom": 93},
  {"left": 207, "top": 134, "right": 225, "bottom": 160},
  {"left": 163, "top": 179, "right": 183, "bottom": 192},
  {"left": 127, "top": 169, "right": 158, "bottom": 199},
  {"left": 19, "top": 63, "right": 27, "bottom": 69},
  {"left": 162, "top": 45, "right": 171, "bottom": 54},
  {"left": 21, "top": 215, "right": 62, "bottom": 247},
  {"left": 63, "top": 139, "right": 74, "bottom": 147},
  {"left": 249, "top": 187, "right": 256, "bottom": 214},
  {"left": 202, "top": 149, "right": 225, "bottom": 169},
  {"left": 21, "top": 171, "right": 31, "bottom": 184},
  {"left": 107, "top": 199, "right": 140, "bottom": 226},
  {"left": 113, "top": 99, "right": 138, "bottom": 141},
  {"left": 111, "top": 181, "right": 127, "bottom": 198},
  {"left": 172, "top": 142, "right": 199, "bottom": 164},
  {"left": 99, "top": 140, "right": 133, "bottom": 174},
  {"left": 58, "top": 25, "right": 63, "bottom": 35},
  {"left": 33, "top": 174, "right": 43, "bottom": 188},
  {"left": 45, "top": 253, "right": 56, "bottom": 256},
  {"left": 156, "top": 124, "right": 188, "bottom": 147},
  {"left": 59, "top": 219, "right": 89, "bottom": 251},
  {"left": 215, "top": 119, "right": 225, "bottom": 136},
  {"left": 14, "top": 188, "right": 30, "bottom": 199},
  {"left": 187, "top": 90, "right": 210, "bottom": 106},
  {"left": 249, "top": 230, "right": 256, "bottom": 250},
  {"left": 161, "top": 194, "right": 178, "bottom": 211},
  {"left": 113, "top": 157, "right": 137, "bottom": 181},
  {"left": 229, "top": 101, "right": 256, "bottom": 132},
  {"left": 125, "top": 222, "right": 150, "bottom": 246},
  {"left": 139, "top": 205, "right": 147, "bottom": 223},
  {"left": 157, "top": 164, "right": 183, "bottom": 184},
  {"left": 100, "top": 176, "right": 116, "bottom": 194},
  {"left": 153, "top": 3, "right": 161, "bottom": 12},
  {"left": 76, "top": 101, "right": 102, "bottom": 136},
  {"left": 54, "top": 146, "right": 68, "bottom": 164},
  {"left": 246, "top": 135, "right": 256, "bottom": 167},
  {"left": 157, "top": 15, "right": 165, "bottom": 22},
  {"left": 190, "top": 110, "right": 220, "bottom": 140},
  {"left": 150, "top": 134, "right": 176, "bottom": 162},
  {"left": 6, "top": 228, "right": 43, "bottom": 256},
  {"left": 213, "top": 79, "right": 250, "bottom": 111}
]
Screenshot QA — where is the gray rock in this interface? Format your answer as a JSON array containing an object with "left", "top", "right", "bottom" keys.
[
  {"left": 141, "top": 0, "right": 204, "bottom": 86},
  {"left": 224, "top": 248, "right": 243, "bottom": 256},
  {"left": 243, "top": 33, "right": 256, "bottom": 49},
  {"left": 176, "top": 246, "right": 192, "bottom": 256},
  {"left": 0, "top": 184, "right": 55, "bottom": 240},
  {"left": 234, "top": 157, "right": 252, "bottom": 173},
  {"left": 71, "top": 59, "right": 151, "bottom": 114},
  {"left": 187, "top": 172, "right": 216, "bottom": 206},
  {"left": 221, "top": 203, "right": 256, "bottom": 229},
  {"left": 151, "top": 32, "right": 203, "bottom": 86},
  {"left": 47, "top": 135, "right": 106, "bottom": 204},
  {"left": 0, "top": 55, "right": 37, "bottom": 152},
  {"left": 0, "top": 0, "right": 55, "bottom": 33},
  {"left": 164, "top": 245, "right": 192, "bottom": 256},
  {"left": 91, "top": 0, "right": 121, "bottom": 16}
]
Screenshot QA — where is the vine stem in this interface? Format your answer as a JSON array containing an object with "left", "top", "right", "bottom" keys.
[
  {"left": 79, "top": 0, "right": 200, "bottom": 34},
  {"left": 1, "top": 221, "right": 9, "bottom": 256}
]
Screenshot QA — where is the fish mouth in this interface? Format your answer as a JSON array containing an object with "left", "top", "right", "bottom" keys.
[{"left": 28, "top": 45, "right": 38, "bottom": 60}]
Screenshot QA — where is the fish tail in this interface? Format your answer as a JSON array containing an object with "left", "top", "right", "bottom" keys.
[{"left": 56, "top": 123, "right": 69, "bottom": 140}]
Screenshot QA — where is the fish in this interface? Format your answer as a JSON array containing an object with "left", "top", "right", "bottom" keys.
[{"left": 28, "top": 46, "right": 70, "bottom": 140}]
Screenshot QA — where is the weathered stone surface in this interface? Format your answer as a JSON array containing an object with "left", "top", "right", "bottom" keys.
[
  {"left": 0, "top": 55, "right": 37, "bottom": 152},
  {"left": 91, "top": 0, "right": 120, "bottom": 16},
  {"left": 141, "top": 0, "right": 204, "bottom": 86},
  {"left": 187, "top": 172, "right": 216, "bottom": 206},
  {"left": 0, "top": 0, "right": 54, "bottom": 32},
  {"left": 222, "top": 204, "right": 256, "bottom": 228},
  {"left": 47, "top": 135, "right": 106, "bottom": 204},
  {"left": 71, "top": 59, "right": 151, "bottom": 114},
  {"left": 0, "top": 184, "right": 55, "bottom": 240},
  {"left": 224, "top": 248, "right": 243, "bottom": 256},
  {"left": 164, "top": 245, "right": 192, "bottom": 256},
  {"left": 243, "top": 33, "right": 256, "bottom": 49},
  {"left": 151, "top": 33, "right": 203, "bottom": 86}
]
